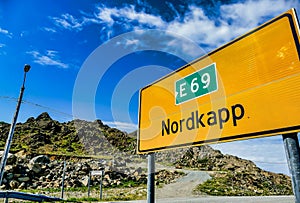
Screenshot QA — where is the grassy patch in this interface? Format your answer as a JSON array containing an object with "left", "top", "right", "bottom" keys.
[
  {"left": 194, "top": 171, "right": 293, "bottom": 196},
  {"left": 65, "top": 197, "right": 99, "bottom": 202}
]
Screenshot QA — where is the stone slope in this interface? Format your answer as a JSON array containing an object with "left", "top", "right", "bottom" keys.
[{"left": 175, "top": 146, "right": 292, "bottom": 196}]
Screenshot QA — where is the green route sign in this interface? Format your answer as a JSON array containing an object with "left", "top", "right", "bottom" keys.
[{"left": 175, "top": 63, "right": 218, "bottom": 105}]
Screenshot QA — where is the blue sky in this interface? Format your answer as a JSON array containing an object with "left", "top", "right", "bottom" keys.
[{"left": 1, "top": 0, "right": 300, "bottom": 174}]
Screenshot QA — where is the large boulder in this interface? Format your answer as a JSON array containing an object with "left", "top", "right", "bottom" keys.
[
  {"left": 80, "top": 176, "right": 89, "bottom": 187},
  {"left": 9, "top": 180, "right": 20, "bottom": 189},
  {"left": 18, "top": 177, "right": 30, "bottom": 182},
  {"left": 29, "top": 155, "right": 50, "bottom": 165},
  {"left": 28, "top": 163, "right": 42, "bottom": 174}
]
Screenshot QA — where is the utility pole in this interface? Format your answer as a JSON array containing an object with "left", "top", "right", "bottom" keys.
[{"left": 0, "top": 65, "right": 31, "bottom": 185}]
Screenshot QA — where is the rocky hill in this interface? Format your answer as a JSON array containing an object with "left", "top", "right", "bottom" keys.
[
  {"left": 0, "top": 112, "right": 135, "bottom": 156},
  {"left": 0, "top": 112, "right": 293, "bottom": 197}
]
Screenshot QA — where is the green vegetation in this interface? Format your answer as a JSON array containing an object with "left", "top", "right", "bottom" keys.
[
  {"left": 19, "top": 185, "right": 147, "bottom": 202},
  {"left": 113, "top": 180, "right": 142, "bottom": 188},
  {"left": 194, "top": 171, "right": 293, "bottom": 196},
  {"left": 65, "top": 197, "right": 99, "bottom": 202}
]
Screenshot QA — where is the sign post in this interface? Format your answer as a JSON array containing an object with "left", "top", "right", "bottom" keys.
[
  {"left": 61, "top": 161, "right": 66, "bottom": 199},
  {"left": 88, "top": 170, "right": 105, "bottom": 200},
  {"left": 283, "top": 133, "right": 300, "bottom": 203},
  {"left": 147, "top": 153, "right": 155, "bottom": 203}
]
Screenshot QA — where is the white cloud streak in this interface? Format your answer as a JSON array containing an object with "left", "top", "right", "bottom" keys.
[
  {"left": 166, "top": 0, "right": 299, "bottom": 48},
  {"left": 104, "top": 121, "right": 137, "bottom": 133},
  {"left": 95, "top": 5, "right": 165, "bottom": 28},
  {"left": 221, "top": 0, "right": 297, "bottom": 28},
  {"left": 27, "top": 50, "right": 68, "bottom": 68},
  {"left": 0, "top": 27, "right": 12, "bottom": 38},
  {"left": 42, "top": 27, "right": 57, "bottom": 33},
  {"left": 51, "top": 14, "right": 86, "bottom": 31},
  {"left": 167, "top": 6, "right": 230, "bottom": 46}
]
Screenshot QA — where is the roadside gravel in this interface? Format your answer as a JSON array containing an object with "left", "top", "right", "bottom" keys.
[{"left": 156, "top": 170, "right": 211, "bottom": 198}]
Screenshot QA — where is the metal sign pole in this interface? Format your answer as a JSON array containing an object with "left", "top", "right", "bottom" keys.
[
  {"left": 99, "top": 171, "right": 103, "bottom": 200},
  {"left": 88, "top": 172, "right": 91, "bottom": 197},
  {"left": 61, "top": 161, "right": 66, "bottom": 199},
  {"left": 282, "top": 133, "right": 300, "bottom": 203},
  {"left": 147, "top": 153, "right": 155, "bottom": 203}
]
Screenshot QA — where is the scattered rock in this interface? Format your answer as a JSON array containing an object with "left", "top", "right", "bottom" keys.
[
  {"left": 80, "top": 176, "right": 89, "bottom": 187},
  {"left": 18, "top": 182, "right": 26, "bottom": 189},
  {"left": 9, "top": 180, "right": 19, "bottom": 189},
  {"left": 28, "top": 163, "right": 42, "bottom": 174},
  {"left": 30, "top": 155, "right": 50, "bottom": 165},
  {"left": 18, "top": 177, "right": 30, "bottom": 182}
]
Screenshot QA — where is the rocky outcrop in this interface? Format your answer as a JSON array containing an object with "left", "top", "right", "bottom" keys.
[
  {"left": 0, "top": 112, "right": 136, "bottom": 157},
  {"left": 0, "top": 153, "right": 184, "bottom": 190}
]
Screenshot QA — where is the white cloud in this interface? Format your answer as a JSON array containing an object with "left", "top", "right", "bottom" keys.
[
  {"left": 95, "top": 7, "right": 117, "bottom": 26},
  {"left": 0, "top": 27, "right": 12, "bottom": 38},
  {"left": 104, "top": 121, "right": 137, "bottom": 133},
  {"left": 27, "top": 50, "right": 68, "bottom": 68},
  {"left": 95, "top": 5, "right": 165, "bottom": 28},
  {"left": 166, "top": 0, "right": 298, "bottom": 50},
  {"left": 0, "top": 43, "right": 6, "bottom": 55},
  {"left": 221, "top": 0, "right": 297, "bottom": 28},
  {"left": 87, "top": 0, "right": 298, "bottom": 55},
  {"left": 42, "top": 27, "right": 57, "bottom": 33},
  {"left": 0, "top": 28, "right": 9, "bottom": 35},
  {"left": 167, "top": 6, "right": 230, "bottom": 47},
  {"left": 49, "top": 0, "right": 300, "bottom": 51},
  {"left": 47, "top": 0, "right": 298, "bottom": 55},
  {"left": 51, "top": 13, "right": 85, "bottom": 31},
  {"left": 124, "top": 38, "right": 139, "bottom": 47}
]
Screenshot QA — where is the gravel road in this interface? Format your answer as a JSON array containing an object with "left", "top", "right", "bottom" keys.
[
  {"left": 125, "top": 161, "right": 295, "bottom": 203},
  {"left": 156, "top": 170, "right": 211, "bottom": 198}
]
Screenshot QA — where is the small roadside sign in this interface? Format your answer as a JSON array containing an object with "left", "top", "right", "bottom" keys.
[
  {"left": 138, "top": 9, "right": 300, "bottom": 154},
  {"left": 90, "top": 170, "right": 104, "bottom": 176}
]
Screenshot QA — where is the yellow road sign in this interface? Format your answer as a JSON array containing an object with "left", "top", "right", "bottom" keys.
[{"left": 138, "top": 9, "right": 300, "bottom": 154}]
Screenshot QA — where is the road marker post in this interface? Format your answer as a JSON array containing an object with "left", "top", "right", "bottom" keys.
[
  {"left": 283, "top": 133, "right": 300, "bottom": 203},
  {"left": 147, "top": 153, "right": 155, "bottom": 203}
]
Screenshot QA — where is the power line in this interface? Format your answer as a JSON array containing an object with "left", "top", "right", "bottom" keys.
[
  {"left": 0, "top": 95, "right": 78, "bottom": 120},
  {"left": 23, "top": 100, "right": 75, "bottom": 119}
]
